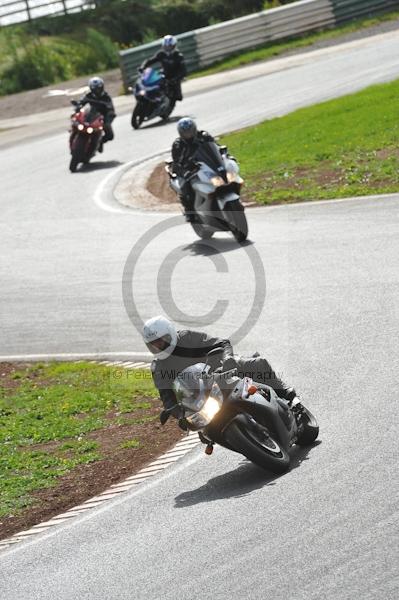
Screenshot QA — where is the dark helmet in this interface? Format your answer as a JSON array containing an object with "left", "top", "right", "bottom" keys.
[
  {"left": 177, "top": 117, "right": 197, "bottom": 141},
  {"left": 88, "top": 76, "right": 104, "bottom": 98}
]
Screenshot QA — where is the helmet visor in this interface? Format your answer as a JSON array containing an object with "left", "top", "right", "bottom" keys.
[{"left": 146, "top": 334, "right": 172, "bottom": 354}]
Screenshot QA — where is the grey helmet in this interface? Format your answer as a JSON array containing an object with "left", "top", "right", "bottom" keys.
[
  {"left": 177, "top": 117, "right": 197, "bottom": 141},
  {"left": 162, "top": 35, "right": 177, "bottom": 54}
]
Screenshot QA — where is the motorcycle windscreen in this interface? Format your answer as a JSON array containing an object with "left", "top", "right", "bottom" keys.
[
  {"left": 194, "top": 142, "right": 226, "bottom": 177},
  {"left": 142, "top": 68, "right": 163, "bottom": 86}
]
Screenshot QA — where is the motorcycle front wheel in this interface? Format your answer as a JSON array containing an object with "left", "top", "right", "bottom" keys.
[
  {"left": 224, "top": 421, "right": 290, "bottom": 473},
  {"left": 131, "top": 104, "right": 144, "bottom": 129},
  {"left": 223, "top": 200, "right": 248, "bottom": 242},
  {"left": 69, "top": 136, "right": 87, "bottom": 173}
]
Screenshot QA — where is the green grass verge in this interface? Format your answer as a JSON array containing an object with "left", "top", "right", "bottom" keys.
[
  {"left": 220, "top": 78, "right": 399, "bottom": 204},
  {"left": 0, "top": 362, "right": 156, "bottom": 518},
  {"left": 191, "top": 10, "right": 399, "bottom": 78}
]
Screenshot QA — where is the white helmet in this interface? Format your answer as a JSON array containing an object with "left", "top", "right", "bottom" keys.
[
  {"left": 162, "top": 35, "right": 177, "bottom": 54},
  {"left": 143, "top": 316, "right": 177, "bottom": 359}
]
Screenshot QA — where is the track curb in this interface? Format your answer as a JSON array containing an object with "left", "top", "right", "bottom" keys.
[{"left": 0, "top": 359, "right": 200, "bottom": 551}]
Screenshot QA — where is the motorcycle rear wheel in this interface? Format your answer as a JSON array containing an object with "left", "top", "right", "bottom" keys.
[
  {"left": 132, "top": 105, "right": 144, "bottom": 129},
  {"left": 295, "top": 407, "right": 319, "bottom": 446},
  {"left": 223, "top": 200, "right": 248, "bottom": 242},
  {"left": 224, "top": 421, "right": 290, "bottom": 473},
  {"left": 161, "top": 99, "right": 175, "bottom": 121}
]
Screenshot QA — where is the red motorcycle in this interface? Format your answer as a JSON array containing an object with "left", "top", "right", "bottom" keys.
[{"left": 69, "top": 101, "right": 104, "bottom": 172}]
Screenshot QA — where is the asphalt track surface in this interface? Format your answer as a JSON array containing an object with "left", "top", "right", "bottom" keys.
[{"left": 1, "top": 31, "right": 399, "bottom": 599}]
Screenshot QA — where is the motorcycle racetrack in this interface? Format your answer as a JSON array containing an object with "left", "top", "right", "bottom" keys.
[{"left": 1, "top": 31, "right": 398, "bottom": 599}]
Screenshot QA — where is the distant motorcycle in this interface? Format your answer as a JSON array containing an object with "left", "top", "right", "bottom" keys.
[
  {"left": 166, "top": 141, "right": 248, "bottom": 242},
  {"left": 130, "top": 68, "right": 175, "bottom": 129},
  {"left": 167, "top": 349, "right": 319, "bottom": 474},
  {"left": 69, "top": 101, "right": 104, "bottom": 173}
]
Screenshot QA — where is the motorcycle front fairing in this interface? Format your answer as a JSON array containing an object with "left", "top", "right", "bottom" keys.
[
  {"left": 191, "top": 145, "right": 243, "bottom": 213},
  {"left": 204, "top": 378, "right": 297, "bottom": 451},
  {"left": 134, "top": 68, "right": 166, "bottom": 118},
  {"left": 70, "top": 107, "right": 103, "bottom": 156}
]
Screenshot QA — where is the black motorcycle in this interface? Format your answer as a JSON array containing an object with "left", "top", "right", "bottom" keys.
[{"left": 166, "top": 349, "right": 319, "bottom": 473}]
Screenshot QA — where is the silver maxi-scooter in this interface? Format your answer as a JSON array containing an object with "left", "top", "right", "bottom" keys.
[{"left": 166, "top": 141, "right": 248, "bottom": 242}]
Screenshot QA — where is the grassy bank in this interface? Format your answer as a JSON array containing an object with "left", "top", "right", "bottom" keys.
[
  {"left": 0, "top": 362, "right": 162, "bottom": 520},
  {"left": 221, "top": 78, "right": 399, "bottom": 204}
]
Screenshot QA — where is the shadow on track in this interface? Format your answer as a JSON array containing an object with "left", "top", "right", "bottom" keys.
[
  {"left": 181, "top": 238, "right": 254, "bottom": 257},
  {"left": 174, "top": 441, "right": 321, "bottom": 509},
  {"left": 136, "top": 115, "right": 190, "bottom": 130},
  {"left": 77, "top": 160, "right": 124, "bottom": 172}
]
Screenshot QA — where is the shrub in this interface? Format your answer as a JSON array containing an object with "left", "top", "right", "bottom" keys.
[
  {"left": 86, "top": 28, "right": 118, "bottom": 69},
  {"left": 0, "top": 27, "right": 119, "bottom": 95},
  {"left": 0, "top": 38, "right": 71, "bottom": 94}
]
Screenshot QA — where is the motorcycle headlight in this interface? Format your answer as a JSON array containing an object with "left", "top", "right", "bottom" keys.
[
  {"left": 139, "top": 90, "right": 146, "bottom": 97},
  {"left": 78, "top": 124, "right": 84, "bottom": 131},
  {"left": 210, "top": 176, "right": 225, "bottom": 187},
  {"left": 87, "top": 127, "right": 93, "bottom": 134},
  {"left": 186, "top": 396, "right": 222, "bottom": 430},
  {"left": 202, "top": 396, "right": 221, "bottom": 420}
]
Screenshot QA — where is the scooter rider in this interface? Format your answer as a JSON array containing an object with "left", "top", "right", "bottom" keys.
[
  {"left": 76, "top": 77, "right": 115, "bottom": 152},
  {"left": 142, "top": 316, "right": 298, "bottom": 426},
  {"left": 171, "top": 117, "right": 216, "bottom": 222},
  {"left": 140, "top": 35, "right": 186, "bottom": 107}
]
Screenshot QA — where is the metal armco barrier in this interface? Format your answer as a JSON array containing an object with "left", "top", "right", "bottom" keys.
[
  {"left": 119, "top": 0, "right": 399, "bottom": 91},
  {"left": 195, "top": 11, "right": 269, "bottom": 67},
  {"left": 330, "top": 0, "right": 399, "bottom": 23},
  {"left": 264, "top": 0, "right": 335, "bottom": 42}
]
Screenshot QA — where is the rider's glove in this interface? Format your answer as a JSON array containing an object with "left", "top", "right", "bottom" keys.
[
  {"left": 138, "top": 67, "right": 144, "bottom": 73},
  {"left": 159, "top": 404, "right": 185, "bottom": 425},
  {"left": 178, "top": 417, "right": 189, "bottom": 431}
]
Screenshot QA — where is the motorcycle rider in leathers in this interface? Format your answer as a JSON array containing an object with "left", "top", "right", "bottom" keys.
[
  {"left": 140, "top": 35, "right": 186, "bottom": 109},
  {"left": 172, "top": 117, "right": 228, "bottom": 222},
  {"left": 143, "top": 316, "right": 299, "bottom": 427},
  {"left": 76, "top": 77, "right": 115, "bottom": 151}
]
